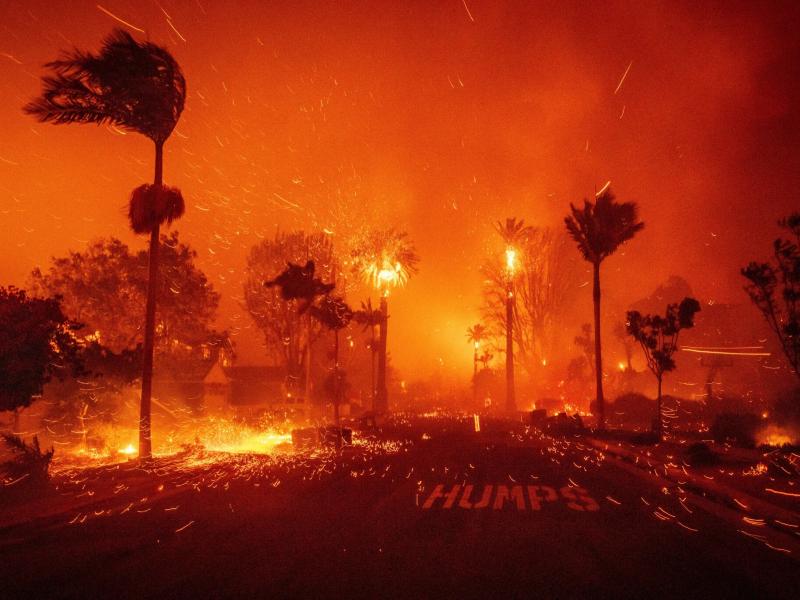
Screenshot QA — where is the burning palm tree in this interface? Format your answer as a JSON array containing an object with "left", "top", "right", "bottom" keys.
[
  {"left": 494, "top": 217, "right": 532, "bottom": 412},
  {"left": 466, "top": 323, "right": 488, "bottom": 402},
  {"left": 565, "top": 189, "right": 644, "bottom": 430},
  {"left": 352, "top": 228, "right": 419, "bottom": 413},
  {"left": 25, "top": 29, "right": 187, "bottom": 459}
]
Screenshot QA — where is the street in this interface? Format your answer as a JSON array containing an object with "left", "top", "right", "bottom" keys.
[{"left": 1, "top": 417, "right": 798, "bottom": 599}]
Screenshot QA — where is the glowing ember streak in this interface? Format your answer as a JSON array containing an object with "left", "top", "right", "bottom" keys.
[
  {"left": 614, "top": 61, "right": 633, "bottom": 94},
  {"left": 765, "top": 488, "right": 800, "bottom": 498},
  {"left": 680, "top": 346, "right": 770, "bottom": 357},
  {"left": 96, "top": 4, "right": 145, "bottom": 32},
  {"left": 175, "top": 520, "right": 195, "bottom": 533}
]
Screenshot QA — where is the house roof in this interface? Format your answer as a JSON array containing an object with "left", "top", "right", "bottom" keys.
[{"left": 223, "top": 365, "right": 286, "bottom": 383}]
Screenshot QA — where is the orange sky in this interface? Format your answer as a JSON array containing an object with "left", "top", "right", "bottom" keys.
[{"left": 1, "top": 0, "right": 799, "bottom": 379}]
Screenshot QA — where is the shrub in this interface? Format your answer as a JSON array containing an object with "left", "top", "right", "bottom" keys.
[
  {"left": 609, "top": 393, "right": 655, "bottom": 427},
  {"left": 1, "top": 433, "right": 54, "bottom": 486},
  {"left": 710, "top": 413, "right": 760, "bottom": 448},
  {"left": 685, "top": 442, "right": 717, "bottom": 466},
  {"left": 772, "top": 388, "right": 800, "bottom": 428}
]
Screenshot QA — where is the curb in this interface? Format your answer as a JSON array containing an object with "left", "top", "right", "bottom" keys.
[{"left": 585, "top": 437, "right": 800, "bottom": 540}]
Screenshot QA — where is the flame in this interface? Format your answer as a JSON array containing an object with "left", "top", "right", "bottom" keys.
[
  {"left": 118, "top": 443, "right": 136, "bottom": 456},
  {"left": 365, "top": 259, "right": 407, "bottom": 295},
  {"left": 758, "top": 425, "right": 796, "bottom": 447},
  {"left": 505, "top": 247, "right": 517, "bottom": 275}
]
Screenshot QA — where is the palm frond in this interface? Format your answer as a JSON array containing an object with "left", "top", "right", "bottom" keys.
[
  {"left": 25, "top": 28, "right": 186, "bottom": 143},
  {"left": 495, "top": 217, "right": 532, "bottom": 246},
  {"left": 564, "top": 189, "right": 644, "bottom": 263},
  {"left": 128, "top": 184, "right": 185, "bottom": 234}
]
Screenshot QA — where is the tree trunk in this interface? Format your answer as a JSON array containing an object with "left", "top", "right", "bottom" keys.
[
  {"left": 376, "top": 296, "right": 388, "bottom": 413},
  {"left": 656, "top": 376, "right": 663, "bottom": 441},
  {"left": 370, "top": 324, "right": 376, "bottom": 412},
  {"left": 305, "top": 313, "right": 312, "bottom": 405},
  {"left": 705, "top": 363, "right": 718, "bottom": 401},
  {"left": 139, "top": 141, "right": 163, "bottom": 460},
  {"left": 593, "top": 261, "right": 605, "bottom": 430},
  {"left": 334, "top": 328, "right": 341, "bottom": 450},
  {"left": 79, "top": 401, "right": 88, "bottom": 452},
  {"left": 506, "top": 283, "right": 516, "bottom": 412},
  {"left": 473, "top": 344, "right": 478, "bottom": 405}
]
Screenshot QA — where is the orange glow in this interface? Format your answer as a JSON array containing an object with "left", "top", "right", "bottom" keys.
[
  {"left": 1, "top": 3, "right": 798, "bottom": 384},
  {"left": 505, "top": 247, "right": 517, "bottom": 276},
  {"left": 118, "top": 443, "right": 136, "bottom": 456}
]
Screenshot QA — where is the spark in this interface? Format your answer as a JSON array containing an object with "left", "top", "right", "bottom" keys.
[
  {"left": 681, "top": 347, "right": 771, "bottom": 357},
  {"left": 765, "top": 488, "right": 800, "bottom": 498},
  {"left": 0, "top": 52, "right": 22, "bottom": 64},
  {"left": 175, "top": 520, "right": 195, "bottom": 533},
  {"left": 461, "top": 0, "right": 475, "bottom": 22},
  {"left": 614, "top": 61, "right": 633, "bottom": 94},
  {"left": 96, "top": 4, "right": 146, "bottom": 33},
  {"left": 595, "top": 180, "right": 611, "bottom": 197},
  {"left": 166, "top": 18, "right": 187, "bottom": 42}
]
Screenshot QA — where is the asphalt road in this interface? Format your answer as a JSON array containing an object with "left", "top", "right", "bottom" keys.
[{"left": 1, "top": 418, "right": 799, "bottom": 599}]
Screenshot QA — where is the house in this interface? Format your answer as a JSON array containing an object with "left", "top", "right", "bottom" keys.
[{"left": 201, "top": 364, "right": 308, "bottom": 419}]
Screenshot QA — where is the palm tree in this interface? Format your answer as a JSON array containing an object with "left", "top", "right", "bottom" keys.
[
  {"left": 25, "top": 29, "right": 187, "bottom": 459},
  {"left": 466, "top": 324, "right": 488, "bottom": 401},
  {"left": 494, "top": 218, "right": 532, "bottom": 412},
  {"left": 352, "top": 228, "right": 419, "bottom": 413},
  {"left": 565, "top": 189, "right": 644, "bottom": 430},
  {"left": 354, "top": 299, "right": 383, "bottom": 411},
  {"left": 310, "top": 295, "right": 353, "bottom": 448}
]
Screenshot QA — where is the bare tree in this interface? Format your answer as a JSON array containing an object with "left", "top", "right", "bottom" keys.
[
  {"left": 742, "top": 214, "right": 800, "bottom": 379},
  {"left": 481, "top": 227, "right": 582, "bottom": 380}
]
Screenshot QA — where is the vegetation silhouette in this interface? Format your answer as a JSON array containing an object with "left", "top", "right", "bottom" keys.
[
  {"left": 25, "top": 29, "right": 187, "bottom": 460},
  {"left": 626, "top": 297, "right": 701, "bottom": 440},
  {"left": 742, "top": 213, "right": 800, "bottom": 380},
  {"left": 565, "top": 189, "right": 644, "bottom": 430},
  {"left": 494, "top": 217, "right": 532, "bottom": 412}
]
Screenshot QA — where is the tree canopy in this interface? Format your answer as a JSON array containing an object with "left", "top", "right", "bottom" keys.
[
  {"left": 24, "top": 28, "right": 185, "bottom": 144},
  {"left": 565, "top": 189, "right": 644, "bottom": 265},
  {"left": 244, "top": 231, "right": 338, "bottom": 377},
  {"left": 626, "top": 297, "right": 701, "bottom": 384},
  {"left": 742, "top": 213, "right": 800, "bottom": 379},
  {"left": 0, "top": 287, "right": 84, "bottom": 413},
  {"left": 30, "top": 232, "right": 221, "bottom": 359}
]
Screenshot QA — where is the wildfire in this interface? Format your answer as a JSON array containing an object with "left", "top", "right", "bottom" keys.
[
  {"left": 365, "top": 259, "right": 408, "bottom": 295},
  {"left": 118, "top": 443, "right": 137, "bottom": 456},
  {"left": 505, "top": 247, "right": 517, "bottom": 275},
  {"left": 758, "top": 427, "right": 795, "bottom": 448}
]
